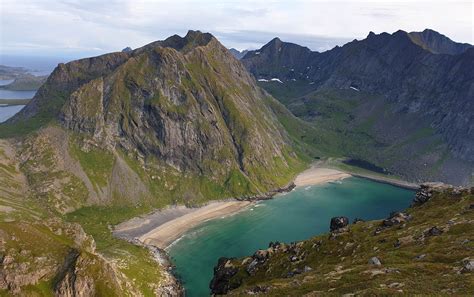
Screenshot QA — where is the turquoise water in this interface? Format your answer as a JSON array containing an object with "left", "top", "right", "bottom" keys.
[{"left": 168, "top": 177, "right": 414, "bottom": 297}]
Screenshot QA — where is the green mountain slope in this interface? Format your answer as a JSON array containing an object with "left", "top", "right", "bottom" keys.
[{"left": 0, "top": 31, "right": 308, "bottom": 295}]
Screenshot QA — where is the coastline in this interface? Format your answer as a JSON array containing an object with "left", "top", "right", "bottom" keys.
[
  {"left": 114, "top": 166, "right": 353, "bottom": 249},
  {"left": 294, "top": 166, "right": 351, "bottom": 187},
  {"left": 350, "top": 172, "right": 420, "bottom": 190},
  {"left": 141, "top": 201, "right": 251, "bottom": 249},
  {"left": 114, "top": 165, "right": 418, "bottom": 250}
]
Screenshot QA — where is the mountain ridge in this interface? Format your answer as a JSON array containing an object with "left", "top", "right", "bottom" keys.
[{"left": 241, "top": 29, "right": 474, "bottom": 186}]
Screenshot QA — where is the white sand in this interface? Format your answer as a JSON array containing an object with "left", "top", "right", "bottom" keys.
[
  {"left": 294, "top": 166, "right": 351, "bottom": 187},
  {"left": 115, "top": 166, "right": 351, "bottom": 249},
  {"left": 115, "top": 201, "right": 251, "bottom": 249}
]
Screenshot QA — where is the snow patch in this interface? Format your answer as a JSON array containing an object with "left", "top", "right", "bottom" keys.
[{"left": 350, "top": 86, "right": 360, "bottom": 91}]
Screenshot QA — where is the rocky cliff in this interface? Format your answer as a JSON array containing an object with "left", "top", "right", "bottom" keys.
[
  {"left": 210, "top": 183, "right": 474, "bottom": 295},
  {"left": 242, "top": 30, "right": 474, "bottom": 185}
]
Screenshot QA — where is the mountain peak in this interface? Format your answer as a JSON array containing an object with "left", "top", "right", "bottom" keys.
[
  {"left": 408, "top": 28, "right": 472, "bottom": 55},
  {"left": 269, "top": 37, "right": 282, "bottom": 44}
]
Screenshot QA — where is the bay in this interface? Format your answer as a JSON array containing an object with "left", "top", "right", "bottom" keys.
[{"left": 168, "top": 177, "right": 414, "bottom": 296}]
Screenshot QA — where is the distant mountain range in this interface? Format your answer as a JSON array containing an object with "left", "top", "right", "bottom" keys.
[
  {"left": 229, "top": 48, "right": 249, "bottom": 59},
  {"left": 241, "top": 29, "right": 473, "bottom": 185}
]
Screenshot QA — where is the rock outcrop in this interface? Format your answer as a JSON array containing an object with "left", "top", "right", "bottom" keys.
[
  {"left": 209, "top": 257, "right": 240, "bottom": 295},
  {"left": 330, "top": 216, "right": 349, "bottom": 232}
]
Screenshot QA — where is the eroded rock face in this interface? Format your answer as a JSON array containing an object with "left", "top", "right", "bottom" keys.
[
  {"left": 330, "top": 216, "right": 349, "bottom": 232},
  {"left": 209, "top": 257, "right": 240, "bottom": 295},
  {"left": 8, "top": 30, "right": 302, "bottom": 200}
]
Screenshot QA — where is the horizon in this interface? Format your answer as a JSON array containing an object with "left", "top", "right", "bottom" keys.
[
  {"left": 1, "top": 27, "right": 471, "bottom": 73},
  {"left": 1, "top": 0, "right": 472, "bottom": 62}
]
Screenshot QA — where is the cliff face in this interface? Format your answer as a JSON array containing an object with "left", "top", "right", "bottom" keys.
[
  {"left": 59, "top": 31, "right": 299, "bottom": 188},
  {"left": 5, "top": 31, "right": 304, "bottom": 203},
  {"left": 242, "top": 30, "right": 474, "bottom": 185},
  {"left": 210, "top": 184, "right": 474, "bottom": 295}
]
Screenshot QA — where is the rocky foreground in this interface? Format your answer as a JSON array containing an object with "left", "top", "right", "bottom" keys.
[{"left": 210, "top": 183, "right": 474, "bottom": 295}]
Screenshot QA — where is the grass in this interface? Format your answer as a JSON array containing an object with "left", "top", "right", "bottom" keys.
[
  {"left": 69, "top": 135, "right": 115, "bottom": 191},
  {"left": 0, "top": 90, "right": 67, "bottom": 139},
  {"left": 222, "top": 187, "right": 474, "bottom": 295},
  {"left": 65, "top": 206, "right": 162, "bottom": 296}
]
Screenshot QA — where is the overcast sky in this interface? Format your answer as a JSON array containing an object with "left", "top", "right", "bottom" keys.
[{"left": 0, "top": 0, "right": 472, "bottom": 58}]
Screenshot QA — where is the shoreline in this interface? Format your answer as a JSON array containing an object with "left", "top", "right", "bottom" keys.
[
  {"left": 114, "top": 166, "right": 353, "bottom": 249},
  {"left": 350, "top": 172, "right": 420, "bottom": 190},
  {"left": 113, "top": 165, "right": 418, "bottom": 250}
]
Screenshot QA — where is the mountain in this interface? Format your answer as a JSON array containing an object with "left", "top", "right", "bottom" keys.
[
  {"left": 0, "top": 73, "right": 47, "bottom": 91},
  {"left": 0, "top": 30, "right": 306, "bottom": 295},
  {"left": 229, "top": 48, "right": 249, "bottom": 59},
  {"left": 210, "top": 184, "right": 474, "bottom": 295},
  {"left": 0, "top": 65, "right": 30, "bottom": 80},
  {"left": 408, "top": 29, "right": 472, "bottom": 55},
  {"left": 241, "top": 29, "right": 474, "bottom": 186}
]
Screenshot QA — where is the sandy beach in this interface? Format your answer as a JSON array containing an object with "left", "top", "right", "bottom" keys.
[
  {"left": 294, "top": 166, "right": 351, "bottom": 187},
  {"left": 114, "top": 166, "right": 351, "bottom": 249},
  {"left": 114, "top": 201, "right": 251, "bottom": 249}
]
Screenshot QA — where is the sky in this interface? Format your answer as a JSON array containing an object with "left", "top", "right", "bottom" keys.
[{"left": 0, "top": 0, "right": 473, "bottom": 63}]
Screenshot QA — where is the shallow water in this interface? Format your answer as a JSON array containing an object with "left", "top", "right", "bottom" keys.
[
  {"left": 0, "top": 105, "right": 25, "bottom": 123},
  {"left": 168, "top": 177, "right": 414, "bottom": 297}
]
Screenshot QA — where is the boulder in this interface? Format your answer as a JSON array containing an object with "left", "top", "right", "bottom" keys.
[
  {"left": 425, "top": 226, "right": 443, "bottom": 237},
  {"left": 330, "top": 216, "right": 349, "bottom": 232},
  {"left": 382, "top": 212, "right": 411, "bottom": 227},
  {"left": 461, "top": 259, "right": 474, "bottom": 273},
  {"left": 368, "top": 257, "right": 382, "bottom": 266}
]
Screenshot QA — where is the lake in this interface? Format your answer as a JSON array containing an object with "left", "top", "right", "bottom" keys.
[
  {"left": 0, "top": 80, "right": 35, "bottom": 122},
  {"left": 0, "top": 105, "right": 25, "bottom": 123},
  {"left": 167, "top": 177, "right": 414, "bottom": 296}
]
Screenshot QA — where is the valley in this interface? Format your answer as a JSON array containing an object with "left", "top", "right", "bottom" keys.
[{"left": 0, "top": 27, "right": 472, "bottom": 296}]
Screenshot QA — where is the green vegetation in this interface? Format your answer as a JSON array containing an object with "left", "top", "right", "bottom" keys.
[
  {"left": 66, "top": 206, "right": 162, "bottom": 296},
  {"left": 0, "top": 75, "right": 47, "bottom": 91},
  {"left": 69, "top": 136, "right": 115, "bottom": 191},
  {"left": 0, "top": 99, "right": 31, "bottom": 105},
  {"left": 0, "top": 89, "right": 68, "bottom": 138},
  {"left": 217, "top": 187, "right": 474, "bottom": 295}
]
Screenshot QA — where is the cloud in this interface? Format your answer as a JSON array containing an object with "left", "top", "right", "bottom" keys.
[{"left": 0, "top": 0, "right": 472, "bottom": 57}]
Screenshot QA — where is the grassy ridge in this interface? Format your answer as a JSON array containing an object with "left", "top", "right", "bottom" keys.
[{"left": 217, "top": 187, "right": 474, "bottom": 295}]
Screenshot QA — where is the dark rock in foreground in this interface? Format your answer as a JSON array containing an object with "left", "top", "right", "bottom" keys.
[{"left": 330, "top": 216, "right": 349, "bottom": 232}]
